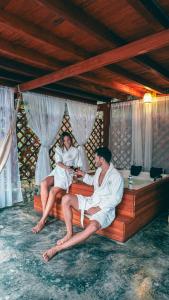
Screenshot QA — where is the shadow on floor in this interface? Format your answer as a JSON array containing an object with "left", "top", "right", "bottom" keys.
[{"left": 0, "top": 202, "right": 169, "bottom": 300}]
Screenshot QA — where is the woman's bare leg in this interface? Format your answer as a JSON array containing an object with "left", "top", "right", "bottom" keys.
[
  {"left": 41, "top": 176, "right": 54, "bottom": 212},
  {"left": 57, "top": 194, "right": 79, "bottom": 245},
  {"left": 43, "top": 220, "right": 100, "bottom": 262},
  {"left": 32, "top": 186, "right": 62, "bottom": 233}
]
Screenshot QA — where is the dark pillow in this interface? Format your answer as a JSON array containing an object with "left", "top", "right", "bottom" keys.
[
  {"left": 150, "top": 167, "right": 163, "bottom": 178},
  {"left": 130, "top": 165, "right": 142, "bottom": 176}
]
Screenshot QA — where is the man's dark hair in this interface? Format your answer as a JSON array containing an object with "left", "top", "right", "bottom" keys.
[{"left": 95, "top": 147, "right": 112, "bottom": 163}]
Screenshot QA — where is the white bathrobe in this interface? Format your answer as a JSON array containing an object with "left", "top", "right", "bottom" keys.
[
  {"left": 77, "top": 163, "right": 124, "bottom": 229},
  {"left": 49, "top": 146, "right": 82, "bottom": 190}
]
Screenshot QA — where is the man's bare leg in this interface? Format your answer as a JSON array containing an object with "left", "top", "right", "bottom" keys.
[
  {"left": 56, "top": 194, "right": 79, "bottom": 245},
  {"left": 43, "top": 220, "right": 100, "bottom": 262},
  {"left": 41, "top": 176, "right": 54, "bottom": 212},
  {"left": 32, "top": 186, "right": 62, "bottom": 233}
]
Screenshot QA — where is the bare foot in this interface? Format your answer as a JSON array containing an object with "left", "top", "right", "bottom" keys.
[
  {"left": 32, "top": 219, "right": 45, "bottom": 233},
  {"left": 42, "top": 246, "right": 60, "bottom": 262},
  {"left": 56, "top": 233, "right": 72, "bottom": 246}
]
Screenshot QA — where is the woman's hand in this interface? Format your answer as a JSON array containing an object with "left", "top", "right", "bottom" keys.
[
  {"left": 75, "top": 169, "right": 86, "bottom": 177},
  {"left": 65, "top": 166, "right": 72, "bottom": 172},
  {"left": 86, "top": 207, "right": 101, "bottom": 215}
]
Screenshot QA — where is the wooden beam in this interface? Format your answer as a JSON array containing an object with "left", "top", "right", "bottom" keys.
[
  {"left": 79, "top": 74, "right": 143, "bottom": 98},
  {"left": 37, "top": 0, "right": 169, "bottom": 81},
  {"left": 2, "top": 78, "right": 100, "bottom": 104},
  {"left": 0, "top": 56, "right": 133, "bottom": 98},
  {"left": 0, "top": 38, "right": 62, "bottom": 70},
  {"left": 0, "top": 1, "right": 11, "bottom": 9},
  {"left": 0, "top": 68, "right": 111, "bottom": 102},
  {"left": 0, "top": 54, "right": 142, "bottom": 97},
  {"left": 0, "top": 6, "right": 165, "bottom": 92},
  {"left": 138, "top": 55, "right": 169, "bottom": 81},
  {"left": 19, "top": 29, "right": 169, "bottom": 92},
  {"left": 0, "top": 57, "right": 46, "bottom": 77},
  {"left": 107, "top": 65, "right": 165, "bottom": 93},
  {"left": 0, "top": 5, "right": 147, "bottom": 92},
  {"left": 36, "top": 0, "right": 123, "bottom": 47},
  {"left": 127, "top": 0, "right": 163, "bottom": 31},
  {"left": 59, "top": 78, "right": 120, "bottom": 98},
  {"left": 140, "top": 0, "right": 169, "bottom": 28},
  {"left": 0, "top": 9, "right": 87, "bottom": 59}
]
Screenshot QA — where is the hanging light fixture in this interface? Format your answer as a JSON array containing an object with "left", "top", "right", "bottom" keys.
[{"left": 143, "top": 92, "right": 153, "bottom": 103}]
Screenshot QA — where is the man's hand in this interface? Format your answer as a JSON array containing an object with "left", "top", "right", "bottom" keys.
[
  {"left": 65, "top": 166, "right": 72, "bottom": 172},
  {"left": 86, "top": 206, "right": 101, "bottom": 215}
]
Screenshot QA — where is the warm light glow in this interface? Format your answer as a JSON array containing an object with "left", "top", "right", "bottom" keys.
[{"left": 143, "top": 92, "right": 152, "bottom": 103}]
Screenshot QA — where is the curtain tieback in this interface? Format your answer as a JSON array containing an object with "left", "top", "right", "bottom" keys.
[{"left": 41, "top": 144, "right": 50, "bottom": 149}]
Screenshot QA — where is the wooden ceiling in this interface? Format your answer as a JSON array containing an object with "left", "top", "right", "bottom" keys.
[{"left": 0, "top": 0, "right": 169, "bottom": 103}]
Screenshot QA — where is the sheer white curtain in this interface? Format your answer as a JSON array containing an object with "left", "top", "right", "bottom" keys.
[
  {"left": 143, "top": 103, "right": 152, "bottom": 170},
  {"left": 152, "top": 96, "right": 169, "bottom": 171},
  {"left": 132, "top": 100, "right": 152, "bottom": 170},
  {"left": 131, "top": 100, "right": 143, "bottom": 165},
  {"left": 109, "top": 102, "right": 132, "bottom": 169},
  {"left": 110, "top": 99, "right": 153, "bottom": 171},
  {"left": 23, "top": 93, "right": 65, "bottom": 185},
  {"left": 0, "top": 86, "right": 23, "bottom": 208},
  {"left": 67, "top": 100, "right": 97, "bottom": 171}
]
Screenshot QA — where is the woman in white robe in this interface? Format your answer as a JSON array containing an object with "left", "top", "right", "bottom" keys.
[{"left": 32, "top": 132, "right": 83, "bottom": 233}]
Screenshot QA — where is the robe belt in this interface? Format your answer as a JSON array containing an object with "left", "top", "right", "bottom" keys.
[
  {"left": 80, "top": 198, "right": 87, "bottom": 227},
  {"left": 80, "top": 209, "right": 85, "bottom": 228}
]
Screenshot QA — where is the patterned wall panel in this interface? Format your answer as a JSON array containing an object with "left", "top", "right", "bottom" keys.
[
  {"left": 109, "top": 103, "right": 132, "bottom": 170},
  {"left": 152, "top": 100, "right": 169, "bottom": 172},
  {"left": 16, "top": 101, "right": 103, "bottom": 184}
]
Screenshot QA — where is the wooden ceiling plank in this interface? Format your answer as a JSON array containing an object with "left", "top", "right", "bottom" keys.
[
  {"left": 36, "top": 0, "right": 169, "bottom": 81},
  {"left": 0, "top": 5, "right": 165, "bottom": 92},
  {"left": 0, "top": 55, "right": 136, "bottom": 96},
  {"left": 126, "top": 0, "right": 163, "bottom": 31},
  {"left": 140, "top": 0, "right": 169, "bottom": 28},
  {"left": 0, "top": 60, "right": 119, "bottom": 98},
  {"left": 0, "top": 0, "right": 11, "bottom": 9},
  {"left": 0, "top": 57, "right": 46, "bottom": 77},
  {"left": 59, "top": 78, "right": 118, "bottom": 98},
  {"left": 0, "top": 9, "right": 87, "bottom": 59},
  {"left": 36, "top": 0, "right": 123, "bottom": 47},
  {"left": 19, "top": 29, "right": 169, "bottom": 93},
  {"left": 0, "top": 37, "right": 62, "bottom": 70},
  {"left": 79, "top": 74, "right": 143, "bottom": 98},
  {"left": 107, "top": 65, "right": 164, "bottom": 93},
  {"left": 0, "top": 68, "right": 108, "bottom": 102}
]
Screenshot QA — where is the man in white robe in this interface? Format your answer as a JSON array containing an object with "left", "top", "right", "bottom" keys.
[{"left": 43, "top": 147, "right": 124, "bottom": 262}]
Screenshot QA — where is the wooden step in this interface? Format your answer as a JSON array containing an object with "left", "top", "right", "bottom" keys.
[
  {"left": 34, "top": 195, "right": 133, "bottom": 242},
  {"left": 70, "top": 182, "right": 135, "bottom": 218},
  {"left": 33, "top": 176, "right": 169, "bottom": 243}
]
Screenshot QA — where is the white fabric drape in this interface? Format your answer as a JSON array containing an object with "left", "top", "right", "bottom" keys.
[
  {"left": 131, "top": 100, "right": 143, "bottom": 166},
  {"left": 67, "top": 100, "right": 97, "bottom": 171},
  {"left": 152, "top": 96, "right": 169, "bottom": 171},
  {"left": 143, "top": 103, "right": 152, "bottom": 170},
  {"left": 109, "top": 102, "right": 132, "bottom": 169},
  {"left": 23, "top": 93, "right": 65, "bottom": 185},
  {"left": 0, "top": 94, "right": 20, "bottom": 174},
  {"left": 110, "top": 100, "right": 153, "bottom": 170},
  {"left": 0, "top": 86, "right": 23, "bottom": 208},
  {"left": 132, "top": 100, "right": 152, "bottom": 170}
]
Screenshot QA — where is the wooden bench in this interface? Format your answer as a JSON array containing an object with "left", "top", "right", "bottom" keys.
[{"left": 34, "top": 178, "right": 169, "bottom": 242}]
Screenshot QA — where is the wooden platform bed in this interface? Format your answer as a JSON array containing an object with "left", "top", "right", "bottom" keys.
[{"left": 34, "top": 177, "right": 169, "bottom": 242}]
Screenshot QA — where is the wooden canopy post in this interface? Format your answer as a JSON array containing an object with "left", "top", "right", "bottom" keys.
[{"left": 98, "top": 103, "right": 111, "bottom": 148}]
